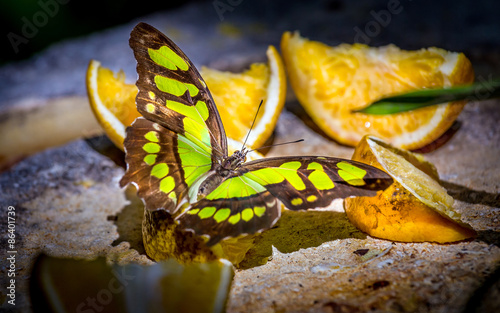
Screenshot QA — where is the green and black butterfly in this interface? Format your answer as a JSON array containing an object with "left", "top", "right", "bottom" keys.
[{"left": 120, "top": 23, "right": 393, "bottom": 246}]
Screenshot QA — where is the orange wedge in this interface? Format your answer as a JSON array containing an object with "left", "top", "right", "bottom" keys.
[
  {"left": 86, "top": 60, "right": 141, "bottom": 150},
  {"left": 344, "top": 136, "right": 476, "bottom": 243},
  {"left": 86, "top": 45, "right": 286, "bottom": 150},
  {"left": 201, "top": 45, "right": 286, "bottom": 148},
  {"left": 281, "top": 32, "right": 474, "bottom": 150}
]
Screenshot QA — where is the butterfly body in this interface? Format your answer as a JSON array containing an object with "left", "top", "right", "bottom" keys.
[
  {"left": 121, "top": 23, "right": 393, "bottom": 248},
  {"left": 197, "top": 148, "right": 247, "bottom": 198}
]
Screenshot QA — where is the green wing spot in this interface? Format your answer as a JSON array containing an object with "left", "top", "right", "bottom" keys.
[
  {"left": 243, "top": 170, "right": 284, "bottom": 186},
  {"left": 145, "top": 131, "right": 159, "bottom": 142},
  {"left": 199, "top": 78, "right": 206, "bottom": 88},
  {"left": 143, "top": 154, "right": 157, "bottom": 165},
  {"left": 148, "top": 91, "right": 156, "bottom": 100},
  {"left": 280, "top": 161, "right": 302, "bottom": 170},
  {"left": 244, "top": 161, "right": 305, "bottom": 190},
  {"left": 241, "top": 208, "right": 254, "bottom": 222},
  {"left": 148, "top": 46, "right": 189, "bottom": 71},
  {"left": 177, "top": 136, "right": 211, "bottom": 187},
  {"left": 307, "top": 162, "right": 322, "bottom": 171},
  {"left": 167, "top": 100, "right": 208, "bottom": 124},
  {"left": 206, "top": 176, "right": 266, "bottom": 200},
  {"left": 307, "top": 162, "right": 335, "bottom": 190},
  {"left": 199, "top": 206, "right": 216, "bottom": 219},
  {"left": 188, "top": 208, "right": 200, "bottom": 215},
  {"left": 146, "top": 103, "right": 155, "bottom": 113},
  {"left": 278, "top": 162, "right": 306, "bottom": 190},
  {"left": 214, "top": 208, "right": 231, "bottom": 223},
  {"left": 159, "top": 176, "right": 175, "bottom": 194},
  {"left": 254, "top": 206, "right": 266, "bottom": 217},
  {"left": 228, "top": 213, "right": 241, "bottom": 225},
  {"left": 309, "top": 170, "right": 334, "bottom": 190},
  {"left": 154, "top": 76, "right": 198, "bottom": 97},
  {"left": 183, "top": 118, "right": 211, "bottom": 149},
  {"left": 195, "top": 101, "right": 209, "bottom": 121},
  {"left": 337, "top": 161, "right": 367, "bottom": 186},
  {"left": 291, "top": 198, "right": 303, "bottom": 206},
  {"left": 151, "top": 163, "right": 169, "bottom": 179},
  {"left": 307, "top": 195, "right": 317, "bottom": 202},
  {"left": 167, "top": 100, "right": 211, "bottom": 152},
  {"left": 143, "top": 142, "right": 160, "bottom": 154},
  {"left": 168, "top": 192, "right": 177, "bottom": 206},
  {"left": 186, "top": 83, "right": 199, "bottom": 97}
]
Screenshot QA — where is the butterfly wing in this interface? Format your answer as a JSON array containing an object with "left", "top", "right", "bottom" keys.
[
  {"left": 241, "top": 156, "right": 393, "bottom": 210},
  {"left": 178, "top": 156, "right": 393, "bottom": 245},
  {"left": 120, "top": 23, "right": 228, "bottom": 213},
  {"left": 129, "top": 22, "right": 227, "bottom": 161},
  {"left": 120, "top": 118, "right": 213, "bottom": 213}
]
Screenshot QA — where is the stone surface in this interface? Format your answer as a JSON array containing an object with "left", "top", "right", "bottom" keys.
[{"left": 0, "top": 1, "right": 499, "bottom": 312}]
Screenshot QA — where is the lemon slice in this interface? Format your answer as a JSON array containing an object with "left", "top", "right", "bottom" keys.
[
  {"left": 344, "top": 136, "right": 476, "bottom": 243},
  {"left": 281, "top": 32, "right": 474, "bottom": 150},
  {"left": 86, "top": 45, "right": 286, "bottom": 150}
]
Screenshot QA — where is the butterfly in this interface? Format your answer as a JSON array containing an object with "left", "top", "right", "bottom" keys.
[{"left": 120, "top": 23, "right": 393, "bottom": 246}]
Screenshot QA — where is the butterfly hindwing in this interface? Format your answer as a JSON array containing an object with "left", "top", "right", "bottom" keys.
[
  {"left": 179, "top": 190, "right": 280, "bottom": 246},
  {"left": 178, "top": 156, "right": 393, "bottom": 245},
  {"left": 120, "top": 117, "right": 213, "bottom": 213},
  {"left": 129, "top": 22, "right": 227, "bottom": 162}
]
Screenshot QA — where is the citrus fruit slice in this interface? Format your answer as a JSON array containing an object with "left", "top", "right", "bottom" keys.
[
  {"left": 86, "top": 45, "right": 286, "bottom": 150},
  {"left": 86, "top": 60, "right": 141, "bottom": 150},
  {"left": 344, "top": 136, "right": 476, "bottom": 243},
  {"left": 31, "top": 254, "right": 233, "bottom": 313},
  {"left": 200, "top": 45, "right": 286, "bottom": 148},
  {"left": 281, "top": 32, "right": 474, "bottom": 150}
]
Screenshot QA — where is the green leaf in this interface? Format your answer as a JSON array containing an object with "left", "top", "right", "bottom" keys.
[{"left": 355, "top": 78, "right": 500, "bottom": 115}]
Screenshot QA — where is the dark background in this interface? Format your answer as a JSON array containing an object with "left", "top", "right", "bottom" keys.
[
  {"left": 1, "top": 0, "right": 500, "bottom": 68},
  {"left": 0, "top": 0, "right": 191, "bottom": 64}
]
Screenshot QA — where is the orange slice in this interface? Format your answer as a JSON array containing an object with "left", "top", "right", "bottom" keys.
[
  {"left": 281, "top": 32, "right": 474, "bottom": 150},
  {"left": 86, "top": 60, "right": 141, "bottom": 150},
  {"left": 344, "top": 136, "right": 476, "bottom": 243},
  {"left": 200, "top": 45, "right": 286, "bottom": 148},
  {"left": 86, "top": 45, "right": 286, "bottom": 150}
]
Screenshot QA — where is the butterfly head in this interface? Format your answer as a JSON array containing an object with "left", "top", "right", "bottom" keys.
[{"left": 222, "top": 148, "right": 247, "bottom": 171}]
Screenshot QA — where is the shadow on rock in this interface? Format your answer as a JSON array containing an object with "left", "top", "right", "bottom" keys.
[
  {"left": 440, "top": 180, "right": 500, "bottom": 207},
  {"left": 238, "top": 210, "right": 366, "bottom": 269},
  {"left": 111, "top": 187, "right": 146, "bottom": 255},
  {"left": 85, "top": 135, "right": 126, "bottom": 168},
  {"left": 477, "top": 230, "right": 500, "bottom": 247}
]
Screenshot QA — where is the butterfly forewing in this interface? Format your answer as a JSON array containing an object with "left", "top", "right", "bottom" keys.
[
  {"left": 129, "top": 22, "right": 227, "bottom": 161},
  {"left": 122, "top": 23, "right": 230, "bottom": 214},
  {"left": 241, "top": 156, "right": 393, "bottom": 211}
]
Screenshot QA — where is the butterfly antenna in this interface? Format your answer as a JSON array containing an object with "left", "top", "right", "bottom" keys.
[
  {"left": 241, "top": 99, "right": 264, "bottom": 151},
  {"left": 248, "top": 139, "right": 305, "bottom": 153}
]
